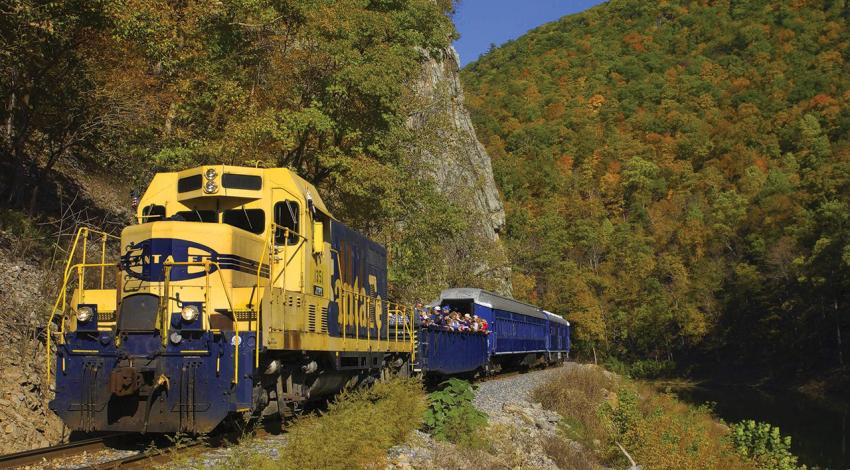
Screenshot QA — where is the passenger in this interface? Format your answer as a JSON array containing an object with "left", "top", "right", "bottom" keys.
[
  {"left": 449, "top": 312, "right": 460, "bottom": 331},
  {"left": 471, "top": 315, "right": 480, "bottom": 332},
  {"left": 434, "top": 307, "right": 449, "bottom": 330},
  {"left": 481, "top": 318, "right": 489, "bottom": 333}
]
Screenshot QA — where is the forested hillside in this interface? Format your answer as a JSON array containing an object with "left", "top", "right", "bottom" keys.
[{"left": 462, "top": 0, "right": 850, "bottom": 379}]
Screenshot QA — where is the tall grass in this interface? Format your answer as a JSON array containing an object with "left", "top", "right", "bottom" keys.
[
  {"left": 220, "top": 378, "right": 426, "bottom": 470},
  {"left": 534, "top": 365, "right": 755, "bottom": 470}
]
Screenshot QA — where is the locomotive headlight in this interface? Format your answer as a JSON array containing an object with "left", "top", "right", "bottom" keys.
[
  {"left": 76, "top": 306, "right": 93, "bottom": 323},
  {"left": 203, "top": 180, "right": 218, "bottom": 194},
  {"left": 181, "top": 304, "right": 200, "bottom": 322},
  {"left": 204, "top": 168, "right": 217, "bottom": 180}
]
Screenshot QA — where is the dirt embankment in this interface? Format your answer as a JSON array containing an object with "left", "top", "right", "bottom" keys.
[
  {"left": 0, "top": 163, "right": 132, "bottom": 454},
  {"left": 0, "top": 246, "right": 66, "bottom": 452}
]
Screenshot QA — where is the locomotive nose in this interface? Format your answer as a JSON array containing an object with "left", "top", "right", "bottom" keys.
[{"left": 116, "top": 293, "right": 161, "bottom": 332}]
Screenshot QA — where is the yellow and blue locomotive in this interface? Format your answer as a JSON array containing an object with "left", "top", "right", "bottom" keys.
[{"left": 47, "top": 166, "right": 414, "bottom": 433}]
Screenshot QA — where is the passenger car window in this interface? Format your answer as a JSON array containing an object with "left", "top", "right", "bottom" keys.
[
  {"left": 274, "top": 201, "right": 300, "bottom": 245},
  {"left": 223, "top": 209, "right": 265, "bottom": 234}
]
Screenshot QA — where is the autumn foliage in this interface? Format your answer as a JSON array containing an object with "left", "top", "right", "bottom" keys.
[{"left": 462, "top": 0, "right": 850, "bottom": 377}]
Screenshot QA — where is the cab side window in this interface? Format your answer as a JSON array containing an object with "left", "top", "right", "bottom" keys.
[
  {"left": 141, "top": 204, "right": 166, "bottom": 222},
  {"left": 274, "top": 201, "right": 299, "bottom": 245}
]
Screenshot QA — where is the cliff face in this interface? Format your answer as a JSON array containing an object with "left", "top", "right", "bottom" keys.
[{"left": 409, "top": 46, "right": 511, "bottom": 294}]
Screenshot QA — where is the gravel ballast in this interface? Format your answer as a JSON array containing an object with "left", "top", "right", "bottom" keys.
[{"left": 473, "top": 362, "right": 575, "bottom": 417}]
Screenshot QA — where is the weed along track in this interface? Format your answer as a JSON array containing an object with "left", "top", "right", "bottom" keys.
[{"left": 0, "top": 426, "right": 284, "bottom": 469}]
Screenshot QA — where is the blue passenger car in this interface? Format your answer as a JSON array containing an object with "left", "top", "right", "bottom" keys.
[{"left": 417, "top": 288, "right": 570, "bottom": 376}]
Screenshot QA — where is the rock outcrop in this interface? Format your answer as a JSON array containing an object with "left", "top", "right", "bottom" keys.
[
  {"left": 408, "top": 46, "right": 511, "bottom": 295},
  {"left": 0, "top": 248, "right": 64, "bottom": 453}
]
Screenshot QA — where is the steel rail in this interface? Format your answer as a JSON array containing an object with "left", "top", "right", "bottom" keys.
[{"left": 0, "top": 434, "right": 128, "bottom": 469}]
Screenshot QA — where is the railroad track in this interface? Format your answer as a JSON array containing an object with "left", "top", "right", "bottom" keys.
[
  {"left": 0, "top": 434, "right": 131, "bottom": 469},
  {"left": 0, "top": 427, "right": 276, "bottom": 470},
  {"left": 89, "top": 440, "right": 202, "bottom": 470},
  {"left": 0, "top": 435, "right": 212, "bottom": 470}
]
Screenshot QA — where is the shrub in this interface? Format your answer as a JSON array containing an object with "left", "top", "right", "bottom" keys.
[
  {"left": 606, "top": 383, "right": 750, "bottom": 470},
  {"left": 602, "top": 356, "right": 631, "bottom": 377},
  {"left": 601, "top": 357, "right": 676, "bottom": 379},
  {"left": 0, "top": 209, "right": 52, "bottom": 258},
  {"left": 532, "top": 364, "right": 615, "bottom": 448},
  {"left": 218, "top": 378, "right": 426, "bottom": 470},
  {"left": 423, "top": 378, "right": 488, "bottom": 448},
  {"left": 628, "top": 359, "right": 676, "bottom": 379},
  {"left": 731, "top": 420, "right": 805, "bottom": 470},
  {"left": 534, "top": 365, "right": 763, "bottom": 470},
  {"left": 542, "top": 435, "right": 598, "bottom": 470}
]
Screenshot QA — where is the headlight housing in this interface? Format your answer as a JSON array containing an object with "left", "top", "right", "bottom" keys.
[
  {"left": 76, "top": 306, "right": 93, "bottom": 322},
  {"left": 205, "top": 168, "right": 217, "bottom": 180},
  {"left": 181, "top": 304, "right": 200, "bottom": 322},
  {"left": 204, "top": 180, "right": 218, "bottom": 194},
  {"left": 170, "top": 331, "right": 183, "bottom": 344}
]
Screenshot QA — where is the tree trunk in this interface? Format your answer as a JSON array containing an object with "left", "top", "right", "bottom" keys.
[
  {"left": 3, "top": 76, "right": 17, "bottom": 204},
  {"left": 27, "top": 182, "right": 40, "bottom": 216},
  {"left": 4, "top": 89, "right": 14, "bottom": 146},
  {"left": 6, "top": 151, "right": 26, "bottom": 207},
  {"left": 592, "top": 343, "right": 598, "bottom": 365},
  {"left": 836, "top": 298, "right": 844, "bottom": 369}
]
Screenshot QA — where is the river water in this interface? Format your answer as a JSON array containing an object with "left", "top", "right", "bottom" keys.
[{"left": 669, "top": 384, "right": 848, "bottom": 469}]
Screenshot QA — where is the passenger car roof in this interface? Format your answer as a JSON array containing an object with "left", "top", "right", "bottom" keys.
[
  {"left": 438, "top": 288, "right": 547, "bottom": 320},
  {"left": 543, "top": 309, "right": 570, "bottom": 326}
]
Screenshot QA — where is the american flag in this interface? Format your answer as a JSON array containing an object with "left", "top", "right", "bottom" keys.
[{"left": 130, "top": 190, "right": 140, "bottom": 209}]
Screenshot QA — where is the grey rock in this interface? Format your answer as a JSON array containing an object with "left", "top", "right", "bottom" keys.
[{"left": 408, "top": 46, "right": 511, "bottom": 294}]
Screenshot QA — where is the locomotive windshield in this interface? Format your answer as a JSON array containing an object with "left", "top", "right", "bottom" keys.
[
  {"left": 173, "top": 209, "right": 216, "bottom": 222},
  {"left": 222, "top": 208, "right": 265, "bottom": 234}
]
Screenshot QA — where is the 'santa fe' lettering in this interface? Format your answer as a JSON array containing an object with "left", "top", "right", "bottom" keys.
[
  {"left": 122, "top": 238, "right": 268, "bottom": 282},
  {"left": 334, "top": 277, "right": 383, "bottom": 332}
]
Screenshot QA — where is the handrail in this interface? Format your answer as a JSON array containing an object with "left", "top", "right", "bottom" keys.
[
  {"left": 335, "top": 285, "right": 415, "bottom": 359},
  {"left": 162, "top": 260, "right": 240, "bottom": 384},
  {"left": 46, "top": 227, "right": 120, "bottom": 384},
  {"left": 251, "top": 222, "right": 310, "bottom": 367}
]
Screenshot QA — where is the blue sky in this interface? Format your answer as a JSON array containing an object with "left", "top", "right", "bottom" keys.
[{"left": 452, "top": 0, "right": 605, "bottom": 66}]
